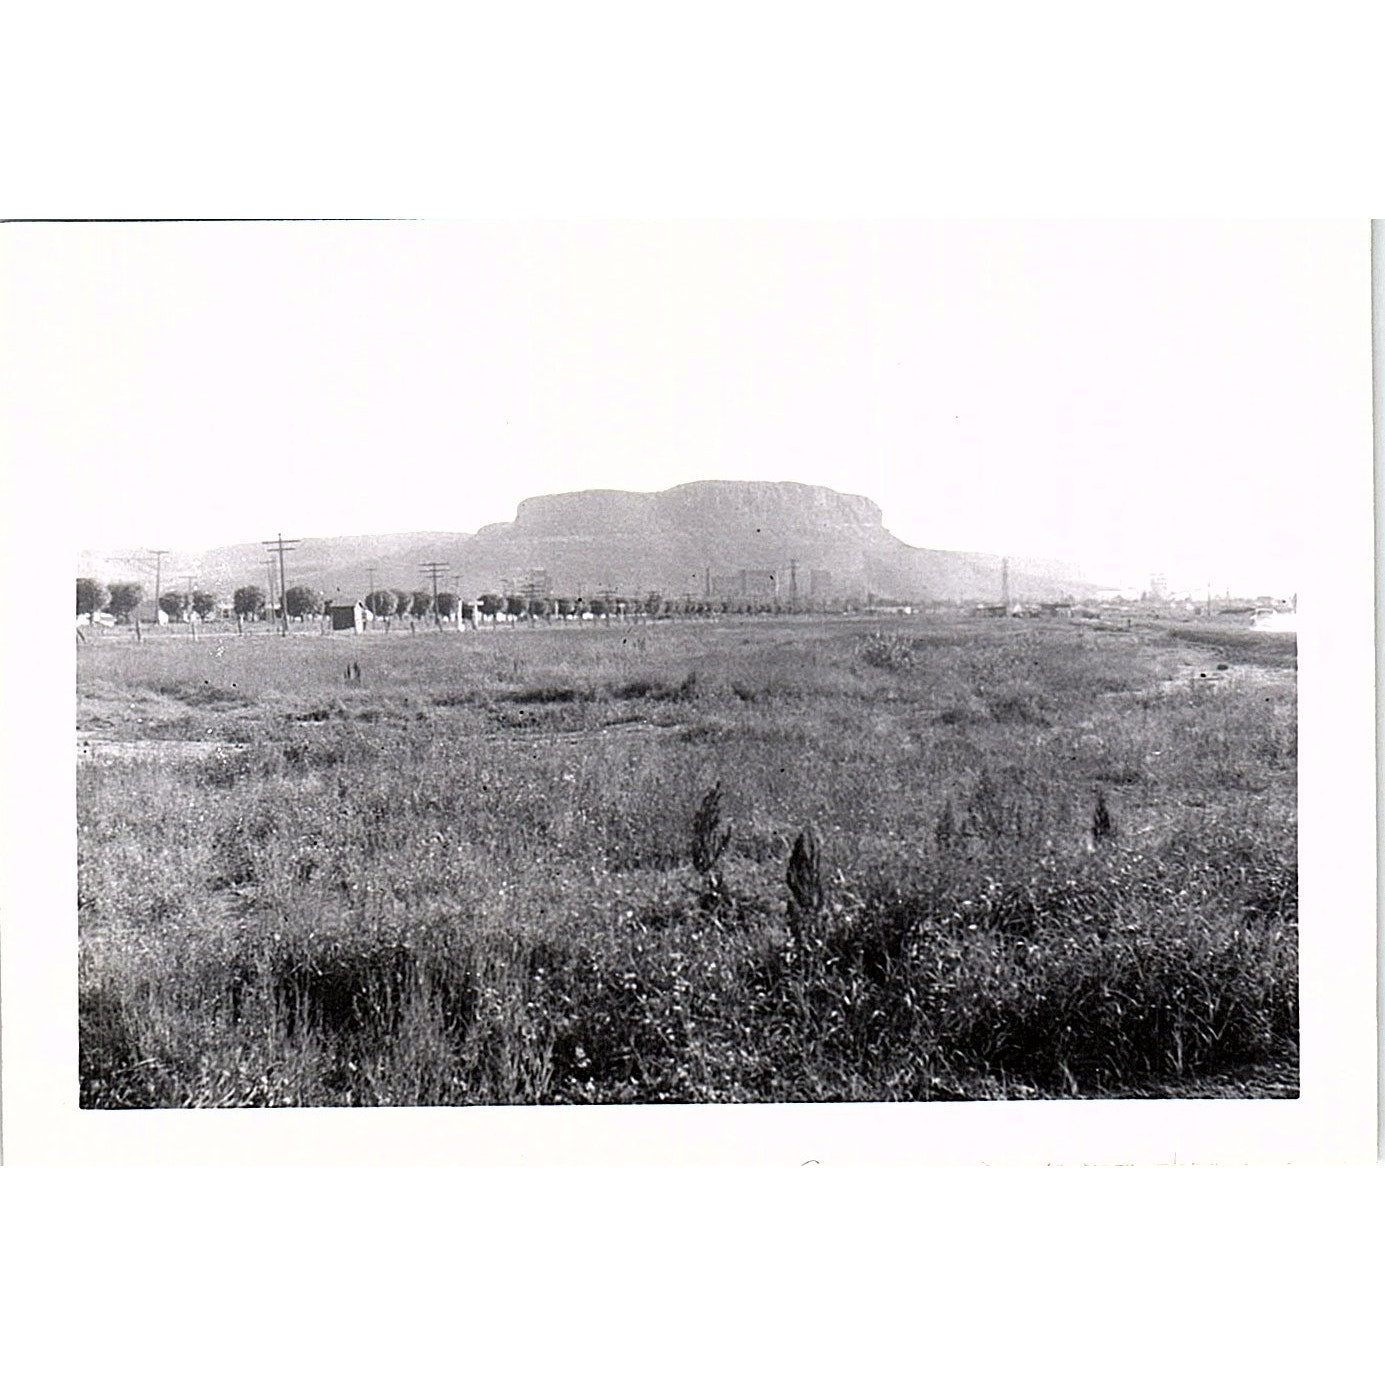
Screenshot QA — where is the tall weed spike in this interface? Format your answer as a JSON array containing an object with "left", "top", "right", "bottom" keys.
[
  {"left": 786, "top": 826, "right": 825, "bottom": 948},
  {"left": 1092, "top": 788, "right": 1117, "bottom": 843}
]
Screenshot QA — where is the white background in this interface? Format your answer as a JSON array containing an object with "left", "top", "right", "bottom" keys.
[{"left": 1, "top": 1, "right": 1380, "bottom": 1378}]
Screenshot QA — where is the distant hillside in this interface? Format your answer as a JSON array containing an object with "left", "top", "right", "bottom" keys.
[
  {"left": 76, "top": 533, "right": 473, "bottom": 604},
  {"left": 78, "top": 482, "right": 1096, "bottom": 603},
  {"left": 451, "top": 481, "right": 1091, "bottom": 601}
]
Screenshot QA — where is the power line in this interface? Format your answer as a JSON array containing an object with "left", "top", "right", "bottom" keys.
[
  {"left": 262, "top": 534, "right": 301, "bottom": 636},
  {"left": 420, "top": 561, "right": 449, "bottom": 626},
  {"left": 147, "top": 549, "right": 169, "bottom": 624}
]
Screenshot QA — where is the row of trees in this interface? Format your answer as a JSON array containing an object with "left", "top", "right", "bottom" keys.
[
  {"left": 76, "top": 578, "right": 458, "bottom": 626},
  {"left": 76, "top": 579, "right": 218, "bottom": 623},
  {"left": 362, "top": 589, "right": 457, "bottom": 621},
  {"left": 80, "top": 576, "right": 864, "bottom": 627},
  {"left": 463, "top": 592, "right": 845, "bottom": 619}
]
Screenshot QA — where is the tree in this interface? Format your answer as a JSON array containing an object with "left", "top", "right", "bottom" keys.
[
  {"left": 284, "top": 585, "right": 322, "bottom": 621},
  {"left": 76, "top": 578, "right": 108, "bottom": 620},
  {"left": 158, "top": 591, "right": 187, "bottom": 622},
  {"left": 527, "top": 596, "right": 551, "bottom": 621},
  {"left": 365, "top": 589, "right": 397, "bottom": 620},
  {"left": 458, "top": 600, "right": 475, "bottom": 623},
  {"left": 409, "top": 590, "right": 432, "bottom": 619},
  {"left": 644, "top": 592, "right": 663, "bottom": 618},
  {"left": 106, "top": 582, "right": 143, "bottom": 623},
  {"left": 504, "top": 594, "right": 526, "bottom": 620},
  {"left": 191, "top": 590, "right": 218, "bottom": 621},
  {"left": 234, "top": 585, "right": 267, "bottom": 620},
  {"left": 434, "top": 591, "right": 459, "bottom": 620},
  {"left": 588, "top": 597, "right": 608, "bottom": 619},
  {"left": 478, "top": 593, "right": 504, "bottom": 621},
  {"left": 391, "top": 590, "right": 411, "bottom": 622},
  {"left": 556, "top": 598, "right": 574, "bottom": 618}
]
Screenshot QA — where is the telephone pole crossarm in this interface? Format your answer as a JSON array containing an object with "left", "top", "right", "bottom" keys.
[
  {"left": 420, "top": 561, "right": 449, "bottom": 625},
  {"left": 262, "top": 534, "right": 302, "bottom": 635}
]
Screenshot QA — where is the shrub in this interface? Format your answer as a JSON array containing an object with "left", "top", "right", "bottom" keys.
[
  {"left": 691, "top": 782, "right": 732, "bottom": 908},
  {"left": 857, "top": 633, "right": 916, "bottom": 670},
  {"left": 786, "top": 826, "right": 825, "bottom": 948},
  {"left": 1092, "top": 788, "right": 1117, "bottom": 843}
]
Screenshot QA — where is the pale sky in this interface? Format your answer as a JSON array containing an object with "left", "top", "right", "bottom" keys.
[{"left": 9, "top": 220, "right": 1368, "bottom": 595}]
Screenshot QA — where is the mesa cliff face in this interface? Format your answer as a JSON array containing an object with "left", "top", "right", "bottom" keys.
[
  {"left": 509, "top": 481, "right": 883, "bottom": 536},
  {"left": 454, "top": 480, "right": 1085, "bottom": 601},
  {"left": 79, "top": 481, "right": 1093, "bottom": 602},
  {"left": 459, "top": 481, "right": 884, "bottom": 596}
]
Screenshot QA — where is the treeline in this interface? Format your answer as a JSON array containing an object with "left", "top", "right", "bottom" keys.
[
  {"left": 76, "top": 579, "right": 218, "bottom": 623},
  {"left": 78, "top": 576, "right": 871, "bottom": 627}
]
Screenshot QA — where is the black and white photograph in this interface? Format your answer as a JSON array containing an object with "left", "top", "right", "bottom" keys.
[
  {"left": 46, "top": 219, "right": 1340, "bottom": 1110},
  {"left": 4, "top": 18, "right": 1384, "bottom": 1385},
  {"left": 1, "top": 215, "right": 1375, "bottom": 1164}
]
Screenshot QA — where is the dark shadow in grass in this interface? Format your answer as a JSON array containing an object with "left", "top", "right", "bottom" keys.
[
  {"left": 506, "top": 685, "right": 591, "bottom": 705},
  {"left": 272, "top": 941, "right": 418, "bottom": 1043},
  {"left": 431, "top": 690, "right": 482, "bottom": 708},
  {"left": 156, "top": 681, "right": 256, "bottom": 708},
  {"left": 986, "top": 692, "right": 1050, "bottom": 726},
  {"left": 79, "top": 983, "right": 146, "bottom": 1108}
]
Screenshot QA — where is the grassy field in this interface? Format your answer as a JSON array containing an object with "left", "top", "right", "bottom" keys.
[{"left": 76, "top": 613, "right": 1298, "bottom": 1106}]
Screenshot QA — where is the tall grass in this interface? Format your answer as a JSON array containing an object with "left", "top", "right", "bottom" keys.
[{"left": 77, "top": 615, "right": 1298, "bottom": 1105}]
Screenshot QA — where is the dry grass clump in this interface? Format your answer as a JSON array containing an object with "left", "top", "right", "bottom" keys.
[{"left": 857, "top": 632, "right": 918, "bottom": 670}]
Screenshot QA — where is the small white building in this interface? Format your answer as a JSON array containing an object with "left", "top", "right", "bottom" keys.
[{"left": 327, "top": 599, "right": 369, "bottom": 633}]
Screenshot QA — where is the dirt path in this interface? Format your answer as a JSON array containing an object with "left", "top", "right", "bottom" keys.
[{"left": 77, "top": 736, "right": 238, "bottom": 763}]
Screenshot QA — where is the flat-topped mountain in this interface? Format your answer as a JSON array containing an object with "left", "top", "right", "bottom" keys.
[
  {"left": 79, "top": 481, "right": 1094, "bottom": 603},
  {"left": 459, "top": 480, "right": 1088, "bottom": 602}
]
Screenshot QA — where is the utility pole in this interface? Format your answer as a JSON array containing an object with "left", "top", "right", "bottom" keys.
[
  {"left": 148, "top": 549, "right": 169, "bottom": 627},
  {"left": 265, "top": 558, "right": 277, "bottom": 626},
  {"left": 420, "top": 561, "right": 449, "bottom": 626},
  {"left": 1001, "top": 557, "right": 1010, "bottom": 610},
  {"left": 262, "top": 533, "right": 300, "bottom": 636},
  {"left": 788, "top": 558, "right": 799, "bottom": 612},
  {"left": 367, "top": 565, "right": 378, "bottom": 599}
]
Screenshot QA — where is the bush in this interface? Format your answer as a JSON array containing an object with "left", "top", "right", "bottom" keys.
[{"left": 857, "top": 633, "right": 916, "bottom": 670}]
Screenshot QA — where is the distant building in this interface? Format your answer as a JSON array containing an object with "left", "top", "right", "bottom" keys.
[
  {"left": 327, "top": 599, "right": 368, "bottom": 633},
  {"left": 809, "top": 569, "right": 832, "bottom": 599},
  {"left": 739, "top": 569, "right": 776, "bottom": 598},
  {"left": 131, "top": 599, "right": 170, "bottom": 625}
]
